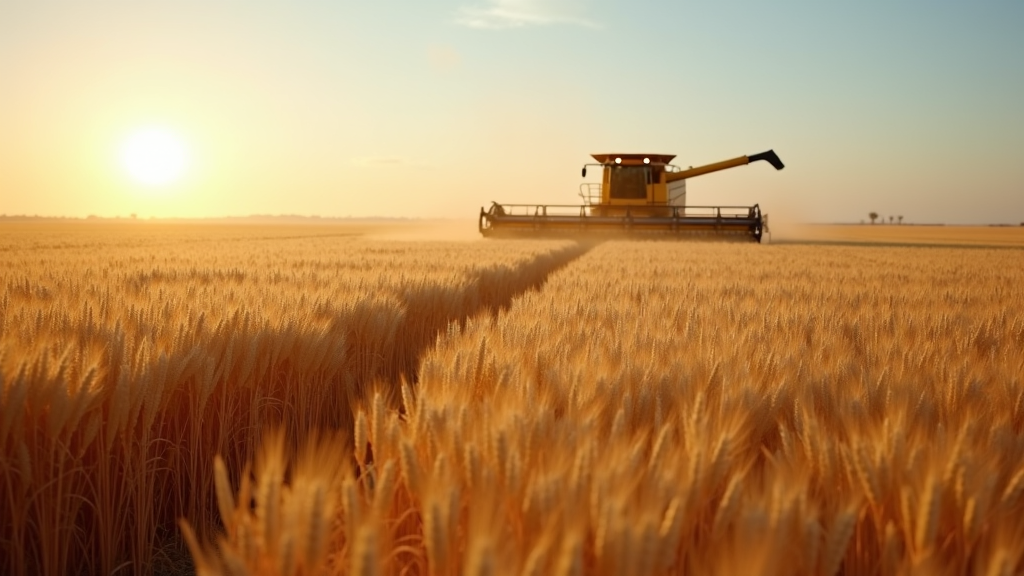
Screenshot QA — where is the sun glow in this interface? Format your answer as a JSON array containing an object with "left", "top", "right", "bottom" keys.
[{"left": 120, "top": 127, "right": 189, "bottom": 186}]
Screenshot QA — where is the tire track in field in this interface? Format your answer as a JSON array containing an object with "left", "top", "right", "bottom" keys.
[{"left": 392, "top": 239, "right": 598, "bottom": 386}]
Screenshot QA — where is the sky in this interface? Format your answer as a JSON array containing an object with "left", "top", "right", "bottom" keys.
[{"left": 1, "top": 0, "right": 1022, "bottom": 224}]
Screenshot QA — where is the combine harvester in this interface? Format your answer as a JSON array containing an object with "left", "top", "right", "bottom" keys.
[{"left": 479, "top": 150, "right": 784, "bottom": 242}]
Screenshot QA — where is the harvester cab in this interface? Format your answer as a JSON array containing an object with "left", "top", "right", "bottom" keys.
[{"left": 479, "top": 149, "right": 784, "bottom": 242}]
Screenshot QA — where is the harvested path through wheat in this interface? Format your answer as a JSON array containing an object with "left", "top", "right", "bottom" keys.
[{"left": 387, "top": 239, "right": 594, "bottom": 386}]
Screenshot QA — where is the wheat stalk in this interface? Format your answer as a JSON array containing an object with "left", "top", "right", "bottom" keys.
[{"left": 822, "top": 509, "right": 855, "bottom": 576}]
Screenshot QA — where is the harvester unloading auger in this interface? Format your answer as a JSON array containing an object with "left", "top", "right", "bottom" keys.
[{"left": 479, "top": 150, "right": 784, "bottom": 242}]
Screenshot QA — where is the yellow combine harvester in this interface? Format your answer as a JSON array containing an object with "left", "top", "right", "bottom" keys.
[{"left": 479, "top": 150, "right": 784, "bottom": 242}]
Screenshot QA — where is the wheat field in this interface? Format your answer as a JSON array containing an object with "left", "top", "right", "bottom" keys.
[
  {"left": 2, "top": 223, "right": 1023, "bottom": 575},
  {"left": 776, "top": 224, "right": 1024, "bottom": 247},
  {"left": 0, "top": 223, "right": 581, "bottom": 574}
]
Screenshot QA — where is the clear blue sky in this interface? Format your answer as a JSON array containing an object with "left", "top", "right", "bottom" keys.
[{"left": 2, "top": 0, "right": 1022, "bottom": 223}]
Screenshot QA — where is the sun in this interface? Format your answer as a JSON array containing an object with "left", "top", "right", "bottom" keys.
[{"left": 120, "top": 127, "right": 189, "bottom": 186}]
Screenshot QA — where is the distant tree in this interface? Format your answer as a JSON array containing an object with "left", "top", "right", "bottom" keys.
[
  {"left": 889, "top": 216, "right": 894, "bottom": 224},
  {"left": 898, "top": 215, "right": 903, "bottom": 225},
  {"left": 130, "top": 213, "right": 138, "bottom": 219},
  {"left": 869, "top": 212, "right": 879, "bottom": 224}
]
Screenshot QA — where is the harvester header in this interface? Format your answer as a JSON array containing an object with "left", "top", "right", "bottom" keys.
[{"left": 479, "top": 149, "right": 784, "bottom": 242}]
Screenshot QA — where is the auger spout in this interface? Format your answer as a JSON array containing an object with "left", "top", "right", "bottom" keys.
[{"left": 665, "top": 149, "right": 785, "bottom": 182}]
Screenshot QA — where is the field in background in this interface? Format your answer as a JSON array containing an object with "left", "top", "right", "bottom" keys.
[
  {"left": 10, "top": 219, "right": 1024, "bottom": 247},
  {"left": 774, "top": 224, "right": 1024, "bottom": 247},
  {"left": 0, "top": 219, "right": 483, "bottom": 248},
  {"left": 2, "top": 222, "right": 1023, "bottom": 575}
]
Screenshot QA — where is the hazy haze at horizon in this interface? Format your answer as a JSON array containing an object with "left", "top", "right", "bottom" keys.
[{"left": 2, "top": 0, "right": 1022, "bottom": 224}]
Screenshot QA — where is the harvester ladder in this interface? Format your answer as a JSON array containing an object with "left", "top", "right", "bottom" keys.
[{"left": 578, "top": 183, "right": 602, "bottom": 206}]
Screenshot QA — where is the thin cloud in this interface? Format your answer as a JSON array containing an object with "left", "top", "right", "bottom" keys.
[{"left": 456, "top": 0, "right": 599, "bottom": 29}]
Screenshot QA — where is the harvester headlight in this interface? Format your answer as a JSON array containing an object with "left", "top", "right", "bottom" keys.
[
  {"left": 614, "top": 157, "right": 621, "bottom": 164},
  {"left": 643, "top": 158, "right": 650, "bottom": 164}
]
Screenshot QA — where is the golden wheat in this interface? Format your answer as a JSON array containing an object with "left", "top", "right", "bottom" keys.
[
  {"left": 0, "top": 222, "right": 578, "bottom": 574},
  {"left": 332, "top": 240, "right": 1020, "bottom": 576},
  {"left": 5, "top": 223, "right": 1024, "bottom": 575}
]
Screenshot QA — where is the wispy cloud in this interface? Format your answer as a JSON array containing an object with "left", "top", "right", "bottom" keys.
[{"left": 456, "top": 0, "right": 599, "bottom": 29}]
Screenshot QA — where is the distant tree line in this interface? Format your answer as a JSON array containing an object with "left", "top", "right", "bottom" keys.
[
  {"left": 865, "top": 214, "right": 1024, "bottom": 226},
  {"left": 868, "top": 212, "right": 904, "bottom": 225}
]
